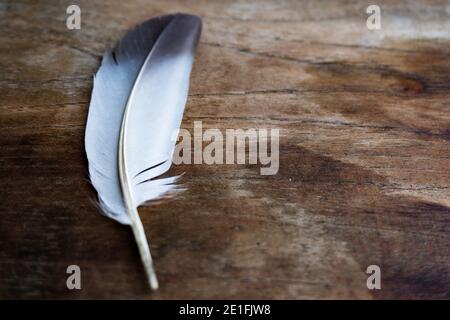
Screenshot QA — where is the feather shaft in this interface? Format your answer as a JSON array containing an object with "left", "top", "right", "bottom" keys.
[
  {"left": 118, "top": 47, "right": 158, "bottom": 288},
  {"left": 119, "top": 123, "right": 159, "bottom": 289}
]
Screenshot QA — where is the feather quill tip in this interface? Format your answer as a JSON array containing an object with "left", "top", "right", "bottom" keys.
[{"left": 149, "top": 272, "right": 159, "bottom": 290}]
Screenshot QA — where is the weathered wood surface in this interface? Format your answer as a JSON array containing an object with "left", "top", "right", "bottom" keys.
[{"left": 1, "top": 0, "right": 449, "bottom": 299}]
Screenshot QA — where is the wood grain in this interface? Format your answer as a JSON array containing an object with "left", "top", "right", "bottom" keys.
[{"left": 0, "top": 0, "right": 449, "bottom": 299}]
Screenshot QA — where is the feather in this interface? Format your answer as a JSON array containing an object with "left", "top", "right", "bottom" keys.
[{"left": 85, "top": 13, "right": 202, "bottom": 290}]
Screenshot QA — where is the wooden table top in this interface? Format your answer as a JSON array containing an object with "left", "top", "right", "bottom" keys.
[{"left": 1, "top": 0, "right": 449, "bottom": 299}]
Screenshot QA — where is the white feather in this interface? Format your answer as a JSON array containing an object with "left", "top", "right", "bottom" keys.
[{"left": 85, "top": 14, "right": 202, "bottom": 289}]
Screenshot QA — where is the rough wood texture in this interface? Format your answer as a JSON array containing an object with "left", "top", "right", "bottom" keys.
[{"left": 1, "top": 0, "right": 449, "bottom": 299}]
